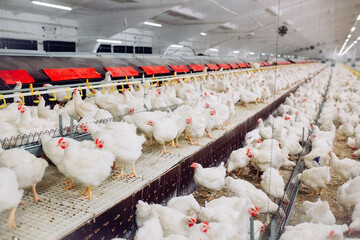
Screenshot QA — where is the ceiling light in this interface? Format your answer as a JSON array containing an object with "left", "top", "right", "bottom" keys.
[
  {"left": 200, "top": 32, "right": 206, "bottom": 36},
  {"left": 233, "top": 50, "right": 240, "bottom": 53},
  {"left": 209, "top": 48, "right": 218, "bottom": 51},
  {"left": 170, "top": 44, "right": 183, "bottom": 48},
  {"left": 32, "top": 1, "right": 72, "bottom": 11},
  {"left": 96, "top": 39, "right": 122, "bottom": 44},
  {"left": 357, "top": 14, "right": 360, "bottom": 20},
  {"left": 351, "top": 27, "right": 356, "bottom": 32},
  {"left": 261, "top": 53, "right": 266, "bottom": 55},
  {"left": 278, "top": 54, "right": 281, "bottom": 57},
  {"left": 270, "top": 54, "right": 274, "bottom": 56},
  {"left": 348, "top": 34, "right": 352, "bottom": 38},
  {"left": 355, "top": 41, "right": 358, "bottom": 44},
  {"left": 357, "top": 37, "right": 360, "bottom": 40},
  {"left": 266, "top": 6, "right": 282, "bottom": 16},
  {"left": 249, "top": 52, "right": 255, "bottom": 55},
  {"left": 144, "top": 21, "right": 162, "bottom": 27}
]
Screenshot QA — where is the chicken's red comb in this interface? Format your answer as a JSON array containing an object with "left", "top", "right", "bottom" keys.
[
  {"left": 203, "top": 222, "right": 209, "bottom": 226},
  {"left": 58, "top": 137, "right": 64, "bottom": 144},
  {"left": 255, "top": 206, "right": 258, "bottom": 211},
  {"left": 191, "top": 218, "right": 195, "bottom": 222},
  {"left": 246, "top": 149, "right": 251, "bottom": 155}
]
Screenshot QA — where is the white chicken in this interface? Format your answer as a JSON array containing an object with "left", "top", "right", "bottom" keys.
[
  {"left": 191, "top": 162, "right": 226, "bottom": 191},
  {"left": 226, "top": 147, "right": 251, "bottom": 175},
  {"left": 151, "top": 116, "right": 178, "bottom": 154},
  {"left": 0, "top": 167, "right": 23, "bottom": 229},
  {"left": 329, "top": 152, "right": 360, "bottom": 180},
  {"left": 88, "top": 123, "right": 146, "bottom": 179},
  {"left": 167, "top": 194, "right": 200, "bottom": 217},
  {"left": 349, "top": 202, "right": 360, "bottom": 234},
  {"left": 294, "top": 166, "right": 331, "bottom": 196},
  {"left": 337, "top": 176, "right": 360, "bottom": 209},
  {"left": 225, "top": 176, "right": 280, "bottom": 214},
  {"left": 134, "top": 208, "right": 163, "bottom": 240},
  {"left": 260, "top": 167, "right": 285, "bottom": 199},
  {"left": 302, "top": 198, "right": 336, "bottom": 225},
  {"left": 280, "top": 222, "right": 348, "bottom": 240},
  {"left": 57, "top": 138, "right": 115, "bottom": 200},
  {"left": 0, "top": 146, "right": 48, "bottom": 202}
]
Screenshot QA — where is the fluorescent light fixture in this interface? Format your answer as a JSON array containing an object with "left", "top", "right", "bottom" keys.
[
  {"left": 270, "top": 54, "right": 274, "bottom": 56},
  {"left": 355, "top": 40, "right": 358, "bottom": 44},
  {"left": 170, "top": 44, "right": 183, "bottom": 48},
  {"left": 358, "top": 14, "right": 360, "bottom": 20},
  {"left": 348, "top": 34, "right": 352, "bottom": 38},
  {"left": 200, "top": 32, "right": 207, "bottom": 36},
  {"left": 32, "top": 1, "right": 72, "bottom": 10},
  {"left": 96, "top": 39, "right": 122, "bottom": 44},
  {"left": 208, "top": 48, "right": 218, "bottom": 51},
  {"left": 357, "top": 37, "right": 360, "bottom": 40},
  {"left": 278, "top": 54, "right": 281, "bottom": 57},
  {"left": 249, "top": 51, "right": 255, "bottom": 55},
  {"left": 261, "top": 53, "right": 266, "bottom": 55},
  {"left": 351, "top": 27, "right": 356, "bottom": 32},
  {"left": 233, "top": 50, "right": 240, "bottom": 53},
  {"left": 144, "top": 21, "right": 162, "bottom": 27}
]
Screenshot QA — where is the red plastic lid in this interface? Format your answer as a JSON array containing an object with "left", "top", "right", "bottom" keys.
[
  {"left": 140, "top": 65, "right": 170, "bottom": 75},
  {"left": 238, "top": 63, "right": 248, "bottom": 68},
  {"left": 188, "top": 64, "right": 205, "bottom": 72},
  {"left": 43, "top": 68, "right": 101, "bottom": 81},
  {"left": 0, "top": 70, "right": 34, "bottom": 85},
  {"left": 229, "top": 63, "right": 239, "bottom": 69},
  {"left": 206, "top": 64, "right": 220, "bottom": 70},
  {"left": 105, "top": 67, "right": 139, "bottom": 77},
  {"left": 218, "top": 64, "right": 231, "bottom": 69},
  {"left": 169, "top": 65, "right": 190, "bottom": 73}
]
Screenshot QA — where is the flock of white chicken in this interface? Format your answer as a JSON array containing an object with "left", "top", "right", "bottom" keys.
[
  {"left": 0, "top": 63, "right": 335, "bottom": 239},
  {"left": 130, "top": 65, "right": 360, "bottom": 240}
]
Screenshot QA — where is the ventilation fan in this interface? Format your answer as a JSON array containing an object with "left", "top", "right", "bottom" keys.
[
  {"left": 310, "top": 45, "right": 314, "bottom": 50},
  {"left": 278, "top": 26, "right": 288, "bottom": 36}
]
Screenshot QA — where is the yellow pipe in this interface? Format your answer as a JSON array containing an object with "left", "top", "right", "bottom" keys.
[
  {"left": 64, "top": 87, "right": 71, "bottom": 99},
  {"left": 18, "top": 92, "right": 25, "bottom": 104},
  {"left": 0, "top": 94, "right": 6, "bottom": 108},
  {"left": 78, "top": 86, "right": 83, "bottom": 97},
  {"left": 100, "top": 84, "right": 105, "bottom": 94},
  {"left": 33, "top": 91, "right": 41, "bottom": 103},
  {"left": 49, "top": 89, "right": 57, "bottom": 101}
]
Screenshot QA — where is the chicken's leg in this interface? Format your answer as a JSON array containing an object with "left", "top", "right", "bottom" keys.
[
  {"left": 255, "top": 167, "right": 260, "bottom": 180},
  {"left": 318, "top": 188, "right": 322, "bottom": 195},
  {"left": 61, "top": 177, "right": 74, "bottom": 191},
  {"left": 80, "top": 187, "right": 92, "bottom": 200},
  {"left": 127, "top": 164, "right": 138, "bottom": 178},
  {"left": 162, "top": 144, "right": 170, "bottom": 154},
  {"left": 221, "top": 124, "right": 227, "bottom": 130},
  {"left": 7, "top": 207, "right": 17, "bottom": 230},
  {"left": 206, "top": 130, "right": 215, "bottom": 139},
  {"left": 145, "top": 136, "right": 153, "bottom": 146},
  {"left": 188, "top": 136, "right": 194, "bottom": 145},
  {"left": 175, "top": 137, "right": 182, "bottom": 148},
  {"left": 241, "top": 102, "right": 249, "bottom": 108},
  {"left": 114, "top": 165, "right": 125, "bottom": 179},
  {"left": 112, "top": 161, "right": 118, "bottom": 170},
  {"left": 170, "top": 140, "right": 175, "bottom": 148},
  {"left": 196, "top": 137, "right": 203, "bottom": 146},
  {"left": 31, "top": 185, "right": 41, "bottom": 202},
  {"left": 307, "top": 189, "right": 316, "bottom": 196}
]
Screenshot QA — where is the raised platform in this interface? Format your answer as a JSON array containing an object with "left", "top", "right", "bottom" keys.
[{"left": 0, "top": 81, "right": 305, "bottom": 240}]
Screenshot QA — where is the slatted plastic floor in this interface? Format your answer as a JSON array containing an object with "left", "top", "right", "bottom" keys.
[{"left": 0, "top": 86, "right": 299, "bottom": 240}]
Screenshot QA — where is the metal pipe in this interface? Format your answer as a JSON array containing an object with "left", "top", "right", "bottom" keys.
[{"left": 0, "top": 67, "right": 274, "bottom": 99}]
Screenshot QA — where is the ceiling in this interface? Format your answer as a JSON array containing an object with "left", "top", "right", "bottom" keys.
[{"left": 0, "top": 0, "right": 359, "bottom": 59}]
